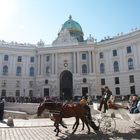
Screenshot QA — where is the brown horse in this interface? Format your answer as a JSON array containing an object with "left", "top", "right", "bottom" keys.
[{"left": 37, "top": 101, "right": 90, "bottom": 136}]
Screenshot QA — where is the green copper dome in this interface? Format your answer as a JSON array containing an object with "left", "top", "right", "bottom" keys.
[{"left": 61, "top": 15, "right": 84, "bottom": 42}]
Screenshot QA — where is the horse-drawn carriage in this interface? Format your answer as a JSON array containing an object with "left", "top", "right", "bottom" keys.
[{"left": 37, "top": 99, "right": 121, "bottom": 136}]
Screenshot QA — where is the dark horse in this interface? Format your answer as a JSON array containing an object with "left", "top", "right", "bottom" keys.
[{"left": 37, "top": 101, "right": 91, "bottom": 136}]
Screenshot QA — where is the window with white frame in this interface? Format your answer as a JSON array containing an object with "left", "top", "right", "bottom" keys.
[
  {"left": 130, "top": 85, "right": 135, "bottom": 94},
  {"left": 115, "top": 87, "right": 120, "bottom": 95},
  {"left": 16, "top": 80, "right": 20, "bottom": 87},
  {"left": 99, "top": 52, "right": 104, "bottom": 59},
  {"left": 16, "top": 66, "right": 22, "bottom": 76},
  {"left": 129, "top": 75, "right": 134, "bottom": 83},
  {"left": 82, "top": 53, "right": 86, "bottom": 60},
  {"left": 101, "top": 78, "right": 105, "bottom": 85},
  {"left": 46, "top": 55, "right": 50, "bottom": 62},
  {"left": 15, "top": 90, "right": 20, "bottom": 97},
  {"left": 30, "top": 57, "right": 34, "bottom": 63},
  {"left": 114, "top": 61, "right": 119, "bottom": 72},
  {"left": 29, "top": 67, "right": 34, "bottom": 76},
  {"left": 17, "top": 56, "right": 22, "bottom": 62},
  {"left": 113, "top": 49, "right": 117, "bottom": 56},
  {"left": 82, "top": 64, "right": 87, "bottom": 74},
  {"left": 100, "top": 63, "right": 105, "bottom": 73},
  {"left": 128, "top": 58, "right": 134, "bottom": 70},
  {"left": 3, "top": 65, "right": 8, "bottom": 75},
  {"left": 115, "top": 77, "right": 119, "bottom": 84},
  {"left": 4, "top": 55, "right": 9, "bottom": 61},
  {"left": 127, "top": 46, "right": 132, "bottom": 54},
  {"left": 46, "top": 66, "right": 50, "bottom": 74}
]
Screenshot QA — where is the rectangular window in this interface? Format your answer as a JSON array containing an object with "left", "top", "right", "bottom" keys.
[
  {"left": 82, "top": 54, "right": 86, "bottom": 60},
  {"left": 15, "top": 90, "right": 20, "bottom": 97},
  {"left": 130, "top": 85, "right": 135, "bottom": 94},
  {"left": 101, "top": 78, "right": 105, "bottom": 85},
  {"left": 1, "top": 89, "right": 6, "bottom": 97},
  {"left": 115, "top": 87, "right": 120, "bottom": 95},
  {"left": 113, "top": 50, "right": 117, "bottom": 56},
  {"left": 30, "top": 57, "right": 34, "bottom": 63},
  {"left": 115, "top": 77, "right": 119, "bottom": 84},
  {"left": 16, "top": 81, "right": 20, "bottom": 87},
  {"left": 99, "top": 52, "right": 104, "bottom": 59},
  {"left": 127, "top": 46, "right": 132, "bottom": 54},
  {"left": 17, "top": 56, "right": 22, "bottom": 62},
  {"left": 129, "top": 75, "right": 134, "bottom": 83},
  {"left": 4, "top": 55, "right": 8, "bottom": 61},
  {"left": 46, "top": 55, "right": 50, "bottom": 62},
  {"left": 29, "top": 90, "right": 33, "bottom": 97}
]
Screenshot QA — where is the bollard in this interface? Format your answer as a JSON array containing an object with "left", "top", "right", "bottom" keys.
[{"left": 7, "top": 116, "right": 14, "bottom": 127}]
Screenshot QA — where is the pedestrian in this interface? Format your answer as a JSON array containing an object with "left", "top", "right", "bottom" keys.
[
  {"left": 98, "top": 86, "right": 112, "bottom": 113},
  {"left": 129, "top": 95, "right": 139, "bottom": 113},
  {"left": 0, "top": 99, "right": 5, "bottom": 122}
]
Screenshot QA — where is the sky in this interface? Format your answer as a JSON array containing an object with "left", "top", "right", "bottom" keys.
[{"left": 0, "top": 0, "right": 140, "bottom": 44}]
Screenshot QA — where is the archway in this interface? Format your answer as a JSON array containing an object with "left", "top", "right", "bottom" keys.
[{"left": 60, "top": 70, "right": 73, "bottom": 100}]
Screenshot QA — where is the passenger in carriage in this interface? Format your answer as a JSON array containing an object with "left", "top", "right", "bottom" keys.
[
  {"left": 129, "top": 96, "right": 140, "bottom": 114},
  {"left": 107, "top": 96, "right": 128, "bottom": 110}
]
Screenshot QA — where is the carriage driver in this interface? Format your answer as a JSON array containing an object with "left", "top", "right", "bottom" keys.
[{"left": 80, "top": 96, "right": 92, "bottom": 120}]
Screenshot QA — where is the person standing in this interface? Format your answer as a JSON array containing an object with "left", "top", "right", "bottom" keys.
[
  {"left": 98, "top": 86, "right": 112, "bottom": 113},
  {"left": 0, "top": 99, "right": 5, "bottom": 122}
]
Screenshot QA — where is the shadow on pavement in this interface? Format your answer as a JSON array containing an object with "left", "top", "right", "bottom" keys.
[{"left": 57, "top": 128, "right": 140, "bottom": 140}]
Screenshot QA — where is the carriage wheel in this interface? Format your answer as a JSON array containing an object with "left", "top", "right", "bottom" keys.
[{"left": 98, "top": 116, "right": 116, "bottom": 134}]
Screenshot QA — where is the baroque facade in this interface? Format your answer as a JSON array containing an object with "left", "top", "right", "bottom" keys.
[{"left": 0, "top": 16, "right": 140, "bottom": 100}]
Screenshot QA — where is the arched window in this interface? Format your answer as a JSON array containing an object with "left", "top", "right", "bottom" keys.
[
  {"left": 29, "top": 67, "right": 34, "bottom": 76},
  {"left": 46, "top": 66, "right": 50, "bottom": 74},
  {"left": 82, "top": 64, "right": 87, "bottom": 74},
  {"left": 100, "top": 63, "right": 105, "bottom": 73},
  {"left": 114, "top": 61, "right": 119, "bottom": 72},
  {"left": 128, "top": 58, "right": 134, "bottom": 70},
  {"left": 16, "top": 66, "right": 22, "bottom": 76},
  {"left": 3, "top": 65, "right": 8, "bottom": 75}
]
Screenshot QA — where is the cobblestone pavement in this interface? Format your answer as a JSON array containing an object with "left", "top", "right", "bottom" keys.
[{"left": 0, "top": 119, "right": 140, "bottom": 140}]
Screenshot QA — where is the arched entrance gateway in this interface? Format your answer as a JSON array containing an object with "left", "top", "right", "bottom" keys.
[{"left": 60, "top": 70, "right": 73, "bottom": 100}]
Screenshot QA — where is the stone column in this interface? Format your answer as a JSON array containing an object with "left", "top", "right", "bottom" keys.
[
  {"left": 73, "top": 52, "right": 76, "bottom": 74},
  {"left": 88, "top": 51, "right": 92, "bottom": 73},
  {"left": 93, "top": 51, "right": 96, "bottom": 73},
  {"left": 52, "top": 53, "right": 55, "bottom": 75},
  {"left": 55, "top": 53, "right": 58, "bottom": 75},
  {"left": 77, "top": 52, "right": 80, "bottom": 74},
  {"left": 41, "top": 54, "right": 44, "bottom": 75},
  {"left": 37, "top": 55, "right": 40, "bottom": 75}
]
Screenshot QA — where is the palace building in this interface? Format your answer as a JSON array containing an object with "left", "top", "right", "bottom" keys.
[{"left": 0, "top": 16, "right": 140, "bottom": 100}]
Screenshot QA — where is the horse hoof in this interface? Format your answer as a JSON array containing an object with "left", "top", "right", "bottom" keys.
[
  {"left": 72, "top": 131, "right": 75, "bottom": 134},
  {"left": 87, "top": 131, "right": 90, "bottom": 134}
]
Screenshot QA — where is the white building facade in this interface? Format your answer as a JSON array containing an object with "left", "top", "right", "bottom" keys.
[{"left": 0, "top": 16, "right": 140, "bottom": 100}]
